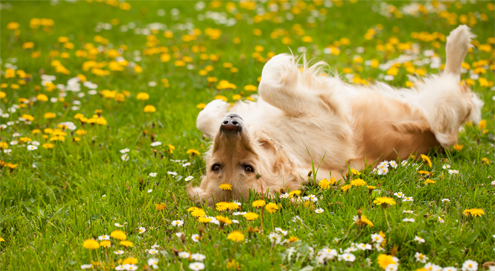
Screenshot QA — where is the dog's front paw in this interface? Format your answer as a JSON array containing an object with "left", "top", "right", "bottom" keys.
[
  {"left": 196, "top": 99, "right": 230, "bottom": 138},
  {"left": 204, "top": 99, "right": 229, "bottom": 112},
  {"left": 260, "top": 54, "right": 299, "bottom": 89}
]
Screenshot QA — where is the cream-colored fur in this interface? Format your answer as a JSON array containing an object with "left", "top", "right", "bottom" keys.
[{"left": 188, "top": 25, "right": 483, "bottom": 206}]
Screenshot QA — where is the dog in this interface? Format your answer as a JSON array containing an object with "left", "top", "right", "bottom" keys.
[{"left": 187, "top": 25, "right": 483, "bottom": 206}]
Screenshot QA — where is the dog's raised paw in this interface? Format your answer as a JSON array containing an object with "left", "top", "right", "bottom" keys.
[{"left": 260, "top": 54, "right": 299, "bottom": 89}]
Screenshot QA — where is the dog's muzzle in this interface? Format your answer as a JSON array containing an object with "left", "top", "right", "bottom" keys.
[{"left": 220, "top": 113, "right": 243, "bottom": 133}]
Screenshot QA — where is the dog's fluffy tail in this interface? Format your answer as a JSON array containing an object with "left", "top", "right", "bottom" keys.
[{"left": 444, "top": 25, "right": 475, "bottom": 76}]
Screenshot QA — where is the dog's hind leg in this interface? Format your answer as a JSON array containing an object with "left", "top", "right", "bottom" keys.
[
  {"left": 414, "top": 25, "right": 483, "bottom": 148},
  {"left": 258, "top": 54, "right": 331, "bottom": 117},
  {"left": 444, "top": 25, "right": 475, "bottom": 77}
]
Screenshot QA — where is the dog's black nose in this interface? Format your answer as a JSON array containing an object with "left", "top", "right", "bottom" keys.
[{"left": 220, "top": 113, "right": 243, "bottom": 133}]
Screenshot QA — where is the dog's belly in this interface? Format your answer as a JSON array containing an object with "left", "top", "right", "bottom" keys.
[{"left": 350, "top": 92, "right": 441, "bottom": 166}]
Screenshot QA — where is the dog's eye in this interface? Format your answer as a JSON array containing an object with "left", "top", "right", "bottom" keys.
[
  {"left": 211, "top": 164, "right": 221, "bottom": 172},
  {"left": 244, "top": 165, "right": 254, "bottom": 173}
]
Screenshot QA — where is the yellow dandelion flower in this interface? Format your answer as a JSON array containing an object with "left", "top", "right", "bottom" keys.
[
  {"left": 479, "top": 119, "right": 487, "bottom": 130},
  {"left": 100, "top": 240, "right": 111, "bottom": 248},
  {"left": 191, "top": 209, "right": 206, "bottom": 217},
  {"left": 44, "top": 112, "right": 56, "bottom": 119},
  {"left": 110, "top": 230, "right": 126, "bottom": 241},
  {"left": 318, "top": 178, "right": 335, "bottom": 189},
  {"left": 42, "top": 143, "right": 55, "bottom": 149},
  {"left": 265, "top": 203, "right": 279, "bottom": 214},
  {"left": 83, "top": 239, "right": 100, "bottom": 250},
  {"left": 122, "top": 257, "right": 138, "bottom": 264},
  {"left": 219, "top": 183, "right": 232, "bottom": 191},
  {"left": 143, "top": 105, "right": 156, "bottom": 112},
  {"left": 227, "top": 231, "right": 245, "bottom": 242},
  {"left": 377, "top": 254, "right": 397, "bottom": 269},
  {"left": 187, "top": 149, "right": 200, "bottom": 156},
  {"left": 252, "top": 200, "right": 266, "bottom": 208},
  {"left": 420, "top": 154, "right": 432, "bottom": 167},
  {"left": 373, "top": 197, "right": 396, "bottom": 207},
  {"left": 463, "top": 208, "right": 485, "bottom": 217},
  {"left": 243, "top": 212, "right": 259, "bottom": 221},
  {"left": 197, "top": 103, "right": 206, "bottom": 109},
  {"left": 7, "top": 22, "right": 19, "bottom": 30},
  {"left": 358, "top": 215, "right": 374, "bottom": 227},
  {"left": 0, "top": 142, "right": 8, "bottom": 149},
  {"left": 21, "top": 114, "right": 35, "bottom": 121},
  {"left": 424, "top": 179, "right": 436, "bottom": 185},
  {"left": 197, "top": 217, "right": 212, "bottom": 223},
  {"left": 350, "top": 178, "right": 367, "bottom": 186},
  {"left": 453, "top": 144, "right": 463, "bottom": 151},
  {"left": 288, "top": 190, "right": 301, "bottom": 197},
  {"left": 340, "top": 184, "right": 352, "bottom": 192},
  {"left": 136, "top": 92, "right": 149, "bottom": 100},
  {"left": 215, "top": 216, "right": 233, "bottom": 225},
  {"left": 287, "top": 236, "right": 300, "bottom": 243},
  {"left": 244, "top": 84, "right": 257, "bottom": 91},
  {"left": 119, "top": 241, "right": 133, "bottom": 247},
  {"left": 155, "top": 203, "right": 166, "bottom": 211}
]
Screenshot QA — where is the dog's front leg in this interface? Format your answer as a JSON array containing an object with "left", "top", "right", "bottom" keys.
[
  {"left": 196, "top": 99, "right": 229, "bottom": 139},
  {"left": 258, "top": 54, "right": 329, "bottom": 117}
]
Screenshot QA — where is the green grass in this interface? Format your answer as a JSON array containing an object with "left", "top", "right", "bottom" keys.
[{"left": 1, "top": 0, "right": 494, "bottom": 270}]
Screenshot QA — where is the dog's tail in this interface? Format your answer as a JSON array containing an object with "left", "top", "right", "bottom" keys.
[{"left": 444, "top": 25, "right": 475, "bottom": 76}]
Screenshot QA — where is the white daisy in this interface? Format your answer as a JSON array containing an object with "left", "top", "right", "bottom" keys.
[
  {"left": 178, "top": 251, "right": 190, "bottom": 258},
  {"left": 150, "top": 141, "right": 162, "bottom": 147},
  {"left": 189, "top": 262, "right": 205, "bottom": 271},
  {"left": 191, "top": 253, "right": 206, "bottom": 261},
  {"left": 414, "top": 252, "right": 428, "bottom": 263},
  {"left": 191, "top": 234, "right": 201, "bottom": 242},
  {"left": 185, "top": 176, "right": 193, "bottom": 181},
  {"left": 461, "top": 260, "right": 478, "bottom": 271},
  {"left": 414, "top": 236, "right": 425, "bottom": 243},
  {"left": 448, "top": 169, "right": 459, "bottom": 174},
  {"left": 138, "top": 227, "right": 146, "bottom": 234},
  {"left": 371, "top": 233, "right": 383, "bottom": 243},
  {"left": 149, "top": 172, "right": 157, "bottom": 177},
  {"left": 340, "top": 252, "right": 356, "bottom": 262},
  {"left": 98, "top": 235, "right": 110, "bottom": 241},
  {"left": 147, "top": 258, "right": 159, "bottom": 270},
  {"left": 315, "top": 208, "right": 324, "bottom": 214},
  {"left": 171, "top": 220, "right": 184, "bottom": 227}
]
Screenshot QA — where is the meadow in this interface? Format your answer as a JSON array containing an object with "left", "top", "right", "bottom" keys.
[{"left": 1, "top": 0, "right": 494, "bottom": 270}]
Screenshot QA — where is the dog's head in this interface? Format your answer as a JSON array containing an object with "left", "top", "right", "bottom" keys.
[{"left": 187, "top": 113, "right": 301, "bottom": 206}]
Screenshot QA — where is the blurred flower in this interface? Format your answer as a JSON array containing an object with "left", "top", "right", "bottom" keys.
[{"left": 83, "top": 239, "right": 99, "bottom": 250}]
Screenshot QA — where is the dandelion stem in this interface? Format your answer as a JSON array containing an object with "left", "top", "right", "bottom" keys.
[
  {"left": 231, "top": 242, "right": 237, "bottom": 260},
  {"left": 384, "top": 208, "right": 390, "bottom": 229},
  {"left": 270, "top": 214, "right": 274, "bottom": 231}
]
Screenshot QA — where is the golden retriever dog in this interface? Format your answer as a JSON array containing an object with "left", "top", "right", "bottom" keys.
[{"left": 187, "top": 25, "right": 483, "bottom": 206}]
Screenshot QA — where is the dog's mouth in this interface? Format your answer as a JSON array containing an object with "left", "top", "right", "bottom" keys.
[{"left": 220, "top": 113, "right": 243, "bottom": 134}]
